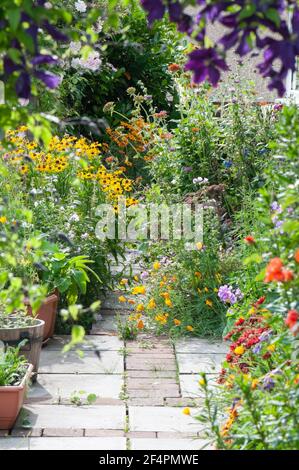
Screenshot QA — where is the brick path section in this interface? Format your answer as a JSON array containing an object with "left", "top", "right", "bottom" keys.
[{"left": 0, "top": 251, "right": 225, "bottom": 450}]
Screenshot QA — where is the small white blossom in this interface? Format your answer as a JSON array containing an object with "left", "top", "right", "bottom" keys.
[
  {"left": 70, "top": 213, "right": 80, "bottom": 222},
  {"left": 69, "top": 41, "right": 82, "bottom": 54},
  {"left": 75, "top": 1, "right": 87, "bottom": 13}
]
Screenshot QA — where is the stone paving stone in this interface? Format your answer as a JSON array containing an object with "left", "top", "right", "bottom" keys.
[
  {"left": 27, "top": 373, "right": 123, "bottom": 403},
  {"left": 39, "top": 350, "right": 123, "bottom": 374},
  {"left": 176, "top": 353, "right": 223, "bottom": 374},
  {"left": 46, "top": 335, "right": 123, "bottom": 351},
  {"left": 11, "top": 428, "right": 42, "bottom": 437},
  {"left": 127, "top": 352, "right": 174, "bottom": 359},
  {"left": 180, "top": 374, "right": 218, "bottom": 398},
  {"left": 0, "top": 437, "right": 29, "bottom": 450},
  {"left": 91, "top": 315, "right": 119, "bottom": 333},
  {"left": 128, "top": 397, "right": 165, "bottom": 406},
  {"left": 85, "top": 429, "right": 125, "bottom": 437},
  {"left": 14, "top": 405, "right": 126, "bottom": 430},
  {"left": 129, "top": 406, "right": 201, "bottom": 434},
  {"left": 130, "top": 438, "right": 210, "bottom": 450},
  {"left": 126, "top": 357, "right": 176, "bottom": 371},
  {"left": 175, "top": 338, "right": 227, "bottom": 354},
  {"left": 157, "top": 431, "right": 197, "bottom": 439},
  {"left": 43, "top": 428, "right": 84, "bottom": 437},
  {"left": 127, "top": 388, "right": 180, "bottom": 399},
  {"left": 127, "top": 378, "right": 178, "bottom": 389},
  {"left": 127, "top": 370, "right": 176, "bottom": 379},
  {"left": 28, "top": 437, "right": 126, "bottom": 450},
  {"left": 0, "top": 430, "right": 9, "bottom": 436},
  {"left": 164, "top": 397, "right": 203, "bottom": 408},
  {"left": 127, "top": 431, "right": 157, "bottom": 438},
  {"left": 101, "top": 292, "right": 136, "bottom": 310}
]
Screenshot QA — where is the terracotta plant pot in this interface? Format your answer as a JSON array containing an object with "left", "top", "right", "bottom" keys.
[
  {"left": 27, "top": 292, "right": 59, "bottom": 345},
  {"left": 0, "top": 318, "right": 44, "bottom": 377},
  {"left": 0, "top": 363, "right": 33, "bottom": 430}
]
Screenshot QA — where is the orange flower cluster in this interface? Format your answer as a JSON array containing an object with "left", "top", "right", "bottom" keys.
[
  {"left": 106, "top": 118, "right": 149, "bottom": 153},
  {"left": 264, "top": 258, "right": 294, "bottom": 283}
]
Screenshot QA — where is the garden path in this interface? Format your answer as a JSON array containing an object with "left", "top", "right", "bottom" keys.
[{"left": 0, "top": 251, "right": 226, "bottom": 450}]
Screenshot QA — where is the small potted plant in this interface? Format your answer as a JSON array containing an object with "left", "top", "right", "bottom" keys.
[
  {"left": 0, "top": 307, "right": 44, "bottom": 378},
  {"left": 0, "top": 345, "right": 33, "bottom": 430}
]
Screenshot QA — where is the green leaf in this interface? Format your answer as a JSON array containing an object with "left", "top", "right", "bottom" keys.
[
  {"left": 73, "top": 269, "right": 87, "bottom": 294},
  {"left": 265, "top": 8, "right": 281, "bottom": 28},
  {"left": 89, "top": 300, "right": 101, "bottom": 312},
  {"left": 243, "top": 254, "right": 263, "bottom": 265},
  {"left": 238, "top": 4, "right": 256, "bottom": 21},
  {"left": 7, "top": 9, "right": 21, "bottom": 31},
  {"left": 66, "top": 283, "right": 78, "bottom": 305},
  {"left": 87, "top": 393, "right": 97, "bottom": 404}
]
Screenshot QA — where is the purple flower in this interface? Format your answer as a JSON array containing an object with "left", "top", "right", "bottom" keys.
[
  {"left": 270, "top": 201, "right": 282, "bottom": 213},
  {"left": 140, "top": 0, "right": 165, "bottom": 24},
  {"left": 223, "top": 160, "right": 232, "bottom": 168},
  {"left": 263, "top": 375, "right": 275, "bottom": 391},
  {"left": 259, "top": 331, "right": 272, "bottom": 343},
  {"left": 140, "top": 271, "right": 149, "bottom": 280},
  {"left": 183, "top": 166, "right": 193, "bottom": 173},
  {"left": 252, "top": 343, "right": 262, "bottom": 354},
  {"left": 185, "top": 48, "right": 228, "bottom": 86}
]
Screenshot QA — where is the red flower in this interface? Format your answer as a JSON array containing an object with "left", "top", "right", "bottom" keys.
[
  {"left": 226, "top": 353, "right": 233, "bottom": 362},
  {"left": 285, "top": 310, "right": 299, "bottom": 329},
  {"left": 244, "top": 235, "right": 255, "bottom": 244},
  {"left": 262, "top": 352, "right": 272, "bottom": 360},
  {"left": 295, "top": 249, "right": 299, "bottom": 263},
  {"left": 256, "top": 296, "right": 265, "bottom": 305},
  {"left": 235, "top": 317, "right": 245, "bottom": 326}
]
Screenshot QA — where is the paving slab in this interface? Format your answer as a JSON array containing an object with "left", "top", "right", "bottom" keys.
[
  {"left": 28, "top": 437, "right": 126, "bottom": 450},
  {"left": 179, "top": 374, "right": 218, "bottom": 398},
  {"left": 15, "top": 405, "right": 126, "bottom": 430},
  {"left": 129, "top": 406, "right": 201, "bottom": 434},
  {"left": 46, "top": 335, "right": 123, "bottom": 351},
  {"left": 39, "top": 350, "right": 123, "bottom": 374},
  {"left": 0, "top": 437, "right": 29, "bottom": 450},
  {"left": 27, "top": 374, "right": 123, "bottom": 403},
  {"left": 177, "top": 353, "right": 223, "bottom": 374},
  {"left": 175, "top": 338, "right": 227, "bottom": 354},
  {"left": 130, "top": 438, "right": 211, "bottom": 450},
  {"left": 91, "top": 315, "right": 120, "bottom": 333}
]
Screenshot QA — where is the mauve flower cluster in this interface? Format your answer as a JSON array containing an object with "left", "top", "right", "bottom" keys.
[
  {"left": 2, "top": 0, "right": 68, "bottom": 98},
  {"left": 140, "top": 0, "right": 299, "bottom": 96},
  {"left": 218, "top": 284, "right": 243, "bottom": 304}
]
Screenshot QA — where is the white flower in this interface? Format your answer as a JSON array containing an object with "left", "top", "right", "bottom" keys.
[
  {"left": 75, "top": 1, "right": 87, "bottom": 13},
  {"left": 70, "top": 213, "right": 80, "bottom": 222},
  {"left": 69, "top": 41, "right": 82, "bottom": 54},
  {"left": 82, "top": 233, "right": 89, "bottom": 239},
  {"left": 71, "top": 51, "right": 102, "bottom": 72}
]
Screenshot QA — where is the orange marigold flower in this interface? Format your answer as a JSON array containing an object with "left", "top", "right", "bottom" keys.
[
  {"left": 186, "top": 325, "right": 194, "bottom": 332},
  {"left": 174, "top": 319, "right": 181, "bottom": 326},
  {"left": 295, "top": 249, "right": 299, "bottom": 263},
  {"left": 182, "top": 407, "right": 190, "bottom": 415},
  {"left": 137, "top": 319, "right": 144, "bottom": 329}
]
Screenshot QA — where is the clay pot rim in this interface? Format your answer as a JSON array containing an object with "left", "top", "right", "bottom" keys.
[
  {"left": 0, "top": 317, "right": 45, "bottom": 331},
  {"left": 0, "top": 363, "right": 33, "bottom": 390}
]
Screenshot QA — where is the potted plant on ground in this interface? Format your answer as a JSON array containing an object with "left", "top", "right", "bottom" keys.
[
  {"left": 33, "top": 244, "right": 102, "bottom": 343},
  {"left": 0, "top": 344, "right": 33, "bottom": 430},
  {"left": 0, "top": 307, "right": 44, "bottom": 378}
]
